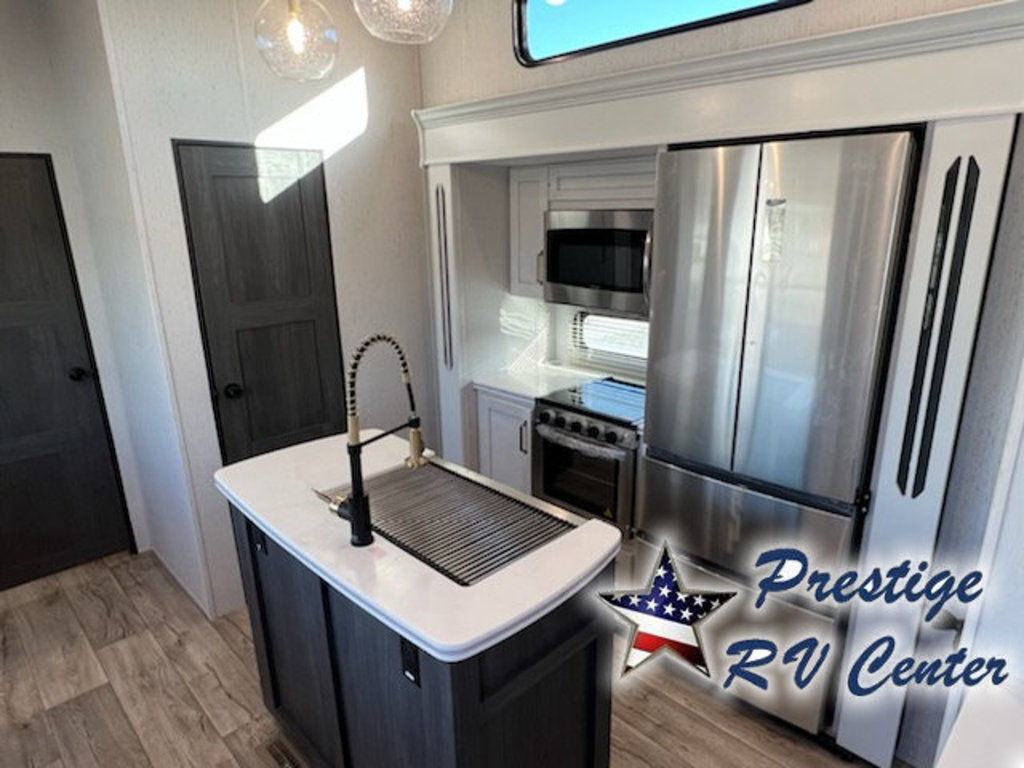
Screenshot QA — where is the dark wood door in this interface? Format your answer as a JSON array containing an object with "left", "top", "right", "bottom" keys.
[
  {"left": 0, "top": 154, "right": 131, "bottom": 589},
  {"left": 175, "top": 143, "right": 345, "bottom": 464},
  {"left": 231, "top": 508, "right": 345, "bottom": 768}
]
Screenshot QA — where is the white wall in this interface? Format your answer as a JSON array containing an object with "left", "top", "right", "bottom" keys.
[
  {"left": 90, "top": 0, "right": 437, "bottom": 615},
  {"left": 977, "top": 439, "right": 1024, "bottom": 683},
  {"left": 418, "top": 0, "right": 1004, "bottom": 107},
  {"left": 0, "top": 0, "right": 158, "bottom": 552}
]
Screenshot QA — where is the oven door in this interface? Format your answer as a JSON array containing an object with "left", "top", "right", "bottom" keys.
[
  {"left": 532, "top": 424, "right": 635, "bottom": 530},
  {"left": 543, "top": 210, "right": 653, "bottom": 318}
]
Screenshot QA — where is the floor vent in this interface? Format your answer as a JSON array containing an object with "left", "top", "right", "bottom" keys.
[{"left": 266, "top": 739, "right": 302, "bottom": 768}]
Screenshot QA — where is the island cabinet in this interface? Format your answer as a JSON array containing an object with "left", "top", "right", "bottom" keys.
[
  {"left": 231, "top": 506, "right": 613, "bottom": 768},
  {"left": 230, "top": 508, "right": 345, "bottom": 767}
]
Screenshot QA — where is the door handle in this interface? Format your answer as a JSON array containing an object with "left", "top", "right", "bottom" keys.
[
  {"left": 642, "top": 230, "right": 653, "bottom": 307},
  {"left": 519, "top": 421, "right": 529, "bottom": 454},
  {"left": 223, "top": 382, "right": 245, "bottom": 399},
  {"left": 933, "top": 609, "right": 965, "bottom": 648},
  {"left": 68, "top": 367, "right": 93, "bottom": 382},
  {"left": 436, "top": 183, "right": 454, "bottom": 371},
  {"left": 536, "top": 249, "right": 545, "bottom": 284}
]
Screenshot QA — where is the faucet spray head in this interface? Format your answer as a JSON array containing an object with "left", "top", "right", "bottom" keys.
[{"left": 407, "top": 426, "right": 428, "bottom": 468}]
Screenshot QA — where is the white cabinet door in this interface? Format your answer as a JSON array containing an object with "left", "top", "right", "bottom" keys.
[
  {"left": 476, "top": 387, "right": 533, "bottom": 493},
  {"left": 427, "top": 164, "right": 466, "bottom": 465},
  {"left": 835, "top": 115, "right": 1017, "bottom": 768},
  {"left": 547, "top": 156, "right": 657, "bottom": 209},
  {"left": 509, "top": 166, "right": 547, "bottom": 298}
]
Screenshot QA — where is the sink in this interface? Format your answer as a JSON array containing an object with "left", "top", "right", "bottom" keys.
[{"left": 323, "top": 462, "right": 576, "bottom": 586}]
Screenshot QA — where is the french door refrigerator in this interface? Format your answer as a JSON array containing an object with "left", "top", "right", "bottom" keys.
[{"left": 636, "top": 131, "right": 917, "bottom": 731}]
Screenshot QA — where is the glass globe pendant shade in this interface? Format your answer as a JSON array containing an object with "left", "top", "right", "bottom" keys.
[
  {"left": 352, "top": 0, "right": 453, "bottom": 45},
  {"left": 255, "top": 0, "right": 340, "bottom": 81}
]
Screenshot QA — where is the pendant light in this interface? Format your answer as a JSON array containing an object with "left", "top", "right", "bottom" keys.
[
  {"left": 351, "top": 0, "right": 453, "bottom": 45},
  {"left": 255, "top": 0, "right": 340, "bottom": 81}
]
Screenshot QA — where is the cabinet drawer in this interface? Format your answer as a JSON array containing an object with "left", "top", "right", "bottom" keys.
[{"left": 636, "top": 453, "right": 853, "bottom": 576}]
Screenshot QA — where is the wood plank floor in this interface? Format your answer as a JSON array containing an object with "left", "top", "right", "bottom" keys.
[{"left": 0, "top": 551, "right": 860, "bottom": 768}]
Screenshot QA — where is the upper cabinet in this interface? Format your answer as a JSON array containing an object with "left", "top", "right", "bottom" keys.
[
  {"left": 547, "top": 156, "right": 657, "bottom": 209},
  {"left": 509, "top": 155, "right": 657, "bottom": 299},
  {"left": 509, "top": 166, "right": 548, "bottom": 299}
]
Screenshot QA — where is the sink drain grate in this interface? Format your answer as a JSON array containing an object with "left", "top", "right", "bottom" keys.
[{"left": 325, "top": 464, "right": 575, "bottom": 586}]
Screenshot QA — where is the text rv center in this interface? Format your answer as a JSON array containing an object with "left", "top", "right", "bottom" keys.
[{"left": 720, "top": 548, "right": 1007, "bottom": 695}]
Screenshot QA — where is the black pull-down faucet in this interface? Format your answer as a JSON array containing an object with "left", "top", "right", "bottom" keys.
[{"left": 327, "top": 333, "right": 427, "bottom": 547}]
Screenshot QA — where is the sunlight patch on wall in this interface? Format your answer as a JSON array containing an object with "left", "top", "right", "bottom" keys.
[{"left": 255, "top": 66, "right": 368, "bottom": 201}]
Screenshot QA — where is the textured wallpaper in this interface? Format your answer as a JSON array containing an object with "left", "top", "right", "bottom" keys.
[{"left": 418, "top": 0, "right": 1006, "bottom": 107}]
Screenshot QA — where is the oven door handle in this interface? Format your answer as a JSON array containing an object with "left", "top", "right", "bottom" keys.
[{"left": 535, "top": 423, "right": 631, "bottom": 462}]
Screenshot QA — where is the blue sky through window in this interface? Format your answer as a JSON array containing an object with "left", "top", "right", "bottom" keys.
[{"left": 522, "top": 0, "right": 803, "bottom": 62}]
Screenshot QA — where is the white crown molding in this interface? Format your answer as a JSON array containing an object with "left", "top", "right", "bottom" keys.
[{"left": 414, "top": 2, "right": 1024, "bottom": 132}]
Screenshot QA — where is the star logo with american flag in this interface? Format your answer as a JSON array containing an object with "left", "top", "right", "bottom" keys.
[{"left": 600, "top": 544, "right": 735, "bottom": 676}]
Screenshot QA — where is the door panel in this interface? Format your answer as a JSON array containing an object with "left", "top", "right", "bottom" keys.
[
  {"left": 733, "top": 132, "right": 914, "bottom": 503},
  {"left": 476, "top": 389, "right": 531, "bottom": 493},
  {"left": 230, "top": 509, "right": 344, "bottom": 767},
  {"left": 236, "top": 320, "right": 327, "bottom": 443},
  {"left": 835, "top": 116, "right": 1016, "bottom": 768},
  {"left": 0, "top": 155, "right": 130, "bottom": 589},
  {"left": 176, "top": 143, "right": 345, "bottom": 464},
  {"left": 645, "top": 145, "right": 761, "bottom": 471},
  {"left": 216, "top": 177, "right": 313, "bottom": 303}
]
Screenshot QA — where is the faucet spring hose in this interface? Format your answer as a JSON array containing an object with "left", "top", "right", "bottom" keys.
[{"left": 346, "top": 333, "right": 416, "bottom": 418}]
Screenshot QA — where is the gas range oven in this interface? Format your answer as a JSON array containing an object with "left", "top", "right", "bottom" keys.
[{"left": 532, "top": 378, "right": 645, "bottom": 533}]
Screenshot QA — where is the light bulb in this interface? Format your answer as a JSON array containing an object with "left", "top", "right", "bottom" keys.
[
  {"left": 286, "top": 14, "right": 307, "bottom": 54},
  {"left": 352, "top": 0, "right": 453, "bottom": 44},
  {"left": 255, "top": 0, "right": 339, "bottom": 81}
]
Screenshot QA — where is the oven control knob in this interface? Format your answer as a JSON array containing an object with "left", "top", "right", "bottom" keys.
[
  {"left": 553, "top": 415, "right": 567, "bottom": 429},
  {"left": 538, "top": 411, "right": 552, "bottom": 424},
  {"left": 604, "top": 431, "right": 619, "bottom": 445},
  {"left": 570, "top": 420, "right": 583, "bottom": 433},
  {"left": 586, "top": 425, "right": 600, "bottom": 439}
]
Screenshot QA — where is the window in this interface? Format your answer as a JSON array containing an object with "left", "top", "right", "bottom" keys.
[
  {"left": 569, "top": 312, "right": 648, "bottom": 376},
  {"left": 515, "top": 0, "right": 811, "bottom": 66}
]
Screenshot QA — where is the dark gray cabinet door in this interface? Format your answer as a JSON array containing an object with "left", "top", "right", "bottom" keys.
[
  {"left": 230, "top": 508, "right": 345, "bottom": 768},
  {"left": 176, "top": 143, "right": 345, "bottom": 464},
  {"left": 0, "top": 155, "right": 131, "bottom": 589}
]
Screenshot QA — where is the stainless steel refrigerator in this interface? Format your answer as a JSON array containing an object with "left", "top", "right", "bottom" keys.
[{"left": 636, "top": 132, "right": 917, "bottom": 730}]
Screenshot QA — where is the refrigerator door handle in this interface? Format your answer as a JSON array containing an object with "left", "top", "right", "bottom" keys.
[{"left": 642, "top": 229, "right": 653, "bottom": 308}]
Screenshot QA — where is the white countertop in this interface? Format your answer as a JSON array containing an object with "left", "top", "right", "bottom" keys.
[
  {"left": 214, "top": 431, "right": 621, "bottom": 662},
  {"left": 472, "top": 363, "right": 604, "bottom": 400}
]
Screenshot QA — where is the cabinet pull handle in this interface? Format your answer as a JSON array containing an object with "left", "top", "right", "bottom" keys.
[
  {"left": 536, "top": 249, "right": 545, "bottom": 284},
  {"left": 519, "top": 421, "right": 529, "bottom": 454},
  {"left": 436, "top": 184, "right": 454, "bottom": 371}
]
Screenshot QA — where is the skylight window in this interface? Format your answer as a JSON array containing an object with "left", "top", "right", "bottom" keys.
[{"left": 515, "top": 0, "right": 810, "bottom": 66}]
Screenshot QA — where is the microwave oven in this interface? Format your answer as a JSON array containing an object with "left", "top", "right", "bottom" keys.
[{"left": 543, "top": 209, "right": 653, "bottom": 318}]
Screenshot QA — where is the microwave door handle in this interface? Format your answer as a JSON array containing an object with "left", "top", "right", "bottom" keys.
[
  {"left": 536, "top": 249, "right": 545, "bottom": 284},
  {"left": 642, "top": 229, "right": 653, "bottom": 306}
]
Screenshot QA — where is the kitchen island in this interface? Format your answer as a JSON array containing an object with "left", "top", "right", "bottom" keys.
[{"left": 214, "top": 430, "right": 621, "bottom": 768}]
